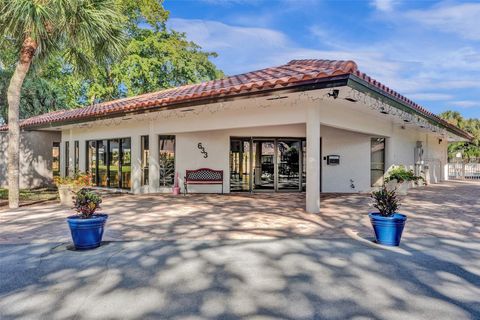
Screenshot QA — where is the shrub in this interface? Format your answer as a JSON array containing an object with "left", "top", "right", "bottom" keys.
[
  {"left": 73, "top": 189, "right": 102, "bottom": 218},
  {"left": 385, "top": 165, "right": 423, "bottom": 184},
  {"left": 371, "top": 186, "right": 399, "bottom": 217},
  {"left": 54, "top": 172, "right": 93, "bottom": 189}
]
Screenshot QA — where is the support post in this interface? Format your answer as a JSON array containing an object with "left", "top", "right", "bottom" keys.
[
  {"left": 148, "top": 122, "right": 159, "bottom": 192},
  {"left": 306, "top": 104, "right": 321, "bottom": 213},
  {"left": 131, "top": 134, "right": 142, "bottom": 194}
]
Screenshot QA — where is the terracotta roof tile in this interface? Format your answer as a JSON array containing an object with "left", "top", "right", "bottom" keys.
[{"left": 0, "top": 59, "right": 471, "bottom": 140}]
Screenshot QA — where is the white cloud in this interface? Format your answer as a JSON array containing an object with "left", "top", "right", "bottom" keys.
[
  {"left": 370, "top": 0, "right": 399, "bottom": 12},
  {"left": 407, "top": 3, "right": 480, "bottom": 41},
  {"left": 450, "top": 100, "right": 480, "bottom": 108},
  {"left": 169, "top": 11, "right": 480, "bottom": 115}
]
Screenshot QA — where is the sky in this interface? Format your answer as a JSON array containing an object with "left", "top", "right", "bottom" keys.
[{"left": 164, "top": 0, "right": 480, "bottom": 119}]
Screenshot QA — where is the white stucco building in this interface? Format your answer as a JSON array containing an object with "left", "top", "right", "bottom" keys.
[{"left": 0, "top": 59, "right": 471, "bottom": 212}]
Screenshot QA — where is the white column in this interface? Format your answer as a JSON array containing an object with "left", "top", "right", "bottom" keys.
[
  {"left": 306, "top": 104, "right": 321, "bottom": 213},
  {"left": 68, "top": 129, "right": 74, "bottom": 177},
  {"left": 148, "top": 122, "right": 159, "bottom": 193},
  {"left": 131, "top": 134, "right": 142, "bottom": 194},
  {"left": 79, "top": 139, "right": 86, "bottom": 173},
  {"left": 443, "top": 140, "right": 449, "bottom": 181},
  {"left": 385, "top": 137, "right": 394, "bottom": 173},
  {"left": 60, "top": 134, "right": 65, "bottom": 178}
]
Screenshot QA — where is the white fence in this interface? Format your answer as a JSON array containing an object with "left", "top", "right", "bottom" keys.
[{"left": 448, "top": 162, "right": 480, "bottom": 180}]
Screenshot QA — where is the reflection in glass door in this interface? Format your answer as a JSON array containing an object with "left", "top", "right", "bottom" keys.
[
  {"left": 121, "top": 138, "right": 131, "bottom": 189},
  {"left": 86, "top": 138, "right": 131, "bottom": 189},
  {"left": 253, "top": 140, "right": 276, "bottom": 191},
  {"left": 97, "top": 140, "right": 107, "bottom": 187},
  {"left": 230, "top": 139, "right": 251, "bottom": 192},
  {"left": 108, "top": 139, "right": 120, "bottom": 188},
  {"left": 230, "top": 138, "right": 306, "bottom": 192},
  {"left": 277, "top": 140, "right": 301, "bottom": 190}
]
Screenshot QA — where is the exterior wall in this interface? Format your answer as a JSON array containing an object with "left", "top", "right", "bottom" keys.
[
  {"left": 0, "top": 130, "right": 61, "bottom": 188},
  {"left": 56, "top": 89, "right": 451, "bottom": 194}
]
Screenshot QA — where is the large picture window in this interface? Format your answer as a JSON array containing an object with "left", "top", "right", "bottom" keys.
[
  {"left": 86, "top": 138, "right": 131, "bottom": 189},
  {"left": 159, "top": 135, "right": 175, "bottom": 187},
  {"left": 52, "top": 142, "right": 60, "bottom": 177}
]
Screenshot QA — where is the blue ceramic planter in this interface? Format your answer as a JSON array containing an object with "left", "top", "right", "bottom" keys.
[
  {"left": 67, "top": 214, "right": 108, "bottom": 250},
  {"left": 368, "top": 212, "right": 407, "bottom": 246}
]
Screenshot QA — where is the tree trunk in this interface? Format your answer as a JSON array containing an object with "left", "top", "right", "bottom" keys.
[{"left": 7, "top": 38, "right": 37, "bottom": 209}]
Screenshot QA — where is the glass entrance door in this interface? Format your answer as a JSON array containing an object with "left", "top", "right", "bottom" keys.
[
  {"left": 277, "top": 140, "right": 301, "bottom": 191},
  {"left": 230, "top": 139, "right": 251, "bottom": 192},
  {"left": 108, "top": 139, "right": 120, "bottom": 188},
  {"left": 97, "top": 140, "right": 108, "bottom": 187},
  {"left": 253, "top": 140, "right": 276, "bottom": 191},
  {"left": 230, "top": 138, "right": 305, "bottom": 192}
]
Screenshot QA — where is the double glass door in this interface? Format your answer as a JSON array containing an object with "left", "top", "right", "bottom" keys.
[{"left": 230, "top": 138, "right": 305, "bottom": 192}]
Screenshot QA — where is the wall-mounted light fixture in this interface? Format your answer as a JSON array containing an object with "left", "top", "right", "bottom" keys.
[{"left": 328, "top": 89, "right": 339, "bottom": 99}]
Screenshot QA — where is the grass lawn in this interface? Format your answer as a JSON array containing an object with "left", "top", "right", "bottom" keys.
[{"left": 0, "top": 187, "right": 58, "bottom": 206}]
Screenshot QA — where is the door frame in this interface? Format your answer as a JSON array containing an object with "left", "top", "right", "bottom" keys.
[{"left": 230, "top": 137, "right": 307, "bottom": 193}]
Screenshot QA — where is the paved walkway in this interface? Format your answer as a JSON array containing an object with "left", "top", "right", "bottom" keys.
[
  {"left": 0, "top": 181, "right": 479, "bottom": 243},
  {"left": 0, "top": 181, "right": 479, "bottom": 319}
]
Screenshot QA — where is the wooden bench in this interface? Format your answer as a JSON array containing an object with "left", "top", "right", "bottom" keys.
[{"left": 184, "top": 168, "right": 224, "bottom": 195}]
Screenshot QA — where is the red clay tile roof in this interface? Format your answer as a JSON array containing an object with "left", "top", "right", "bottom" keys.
[{"left": 0, "top": 59, "right": 472, "bottom": 140}]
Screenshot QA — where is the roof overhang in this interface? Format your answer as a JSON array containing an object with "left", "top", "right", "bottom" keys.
[{"left": 2, "top": 73, "right": 472, "bottom": 142}]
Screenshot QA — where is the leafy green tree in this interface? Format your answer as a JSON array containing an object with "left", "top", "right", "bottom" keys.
[
  {"left": 0, "top": 0, "right": 223, "bottom": 119},
  {"left": 439, "top": 111, "right": 480, "bottom": 161},
  {"left": 85, "top": 29, "right": 222, "bottom": 102},
  {"left": 0, "top": 0, "right": 125, "bottom": 208}
]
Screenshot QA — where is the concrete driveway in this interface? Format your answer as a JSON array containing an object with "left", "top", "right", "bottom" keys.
[{"left": 0, "top": 181, "right": 479, "bottom": 319}]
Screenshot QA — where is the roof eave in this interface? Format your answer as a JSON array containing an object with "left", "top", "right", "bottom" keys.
[
  {"left": 10, "top": 74, "right": 351, "bottom": 131},
  {"left": 346, "top": 74, "right": 473, "bottom": 142}
]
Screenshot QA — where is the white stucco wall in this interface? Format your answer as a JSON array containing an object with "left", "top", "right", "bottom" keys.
[
  {"left": 0, "top": 130, "right": 61, "bottom": 188},
  {"left": 55, "top": 88, "right": 451, "bottom": 194},
  {"left": 321, "top": 126, "right": 371, "bottom": 193}
]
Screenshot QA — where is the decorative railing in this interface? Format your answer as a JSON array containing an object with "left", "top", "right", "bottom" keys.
[{"left": 448, "top": 162, "right": 480, "bottom": 180}]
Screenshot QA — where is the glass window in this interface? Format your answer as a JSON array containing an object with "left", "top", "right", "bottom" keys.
[
  {"left": 230, "top": 139, "right": 251, "bottom": 192},
  {"left": 52, "top": 142, "right": 60, "bottom": 177},
  {"left": 86, "top": 138, "right": 131, "bottom": 189},
  {"left": 97, "top": 140, "right": 107, "bottom": 187},
  {"left": 108, "top": 139, "right": 120, "bottom": 187},
  {"left": 65, "top": 141, "right": 70, "bottom": 177},
  {"left": 74, "top": 141, "right": 79, "bottom": 174},
  {"left": 371, "top": 138, "right": 386, "bottom": 187},
  {"left": 120, "top": 138, "right": 131, "bottom": 189},
  {"left": 141, "top": 136, "right": 149, "bottom": 186},
  {"left": 87, "top": 141, "right": 97, "bottom": 184},
  {"left": 159, "top": 135, "right": 175, "bottom": 187}
]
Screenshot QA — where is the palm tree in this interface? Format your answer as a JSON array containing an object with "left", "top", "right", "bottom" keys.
[{"left": 1, "top": 0, "right": 125, "bottom": 208}]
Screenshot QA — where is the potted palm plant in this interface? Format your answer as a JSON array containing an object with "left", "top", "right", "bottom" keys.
[
  {"left": 67, "top": 189, "right": 107, "bottom": 250},
  {"left": 385, "top": 165, "right": 423, "bottom": 195},
  {"left": 369, "top": 186, "right": 407, "bottom": 246}
]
